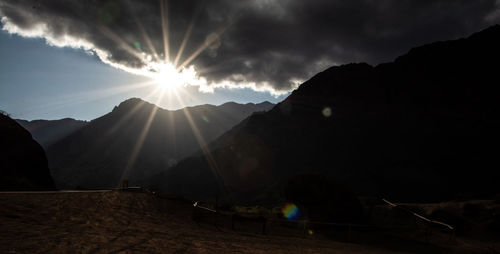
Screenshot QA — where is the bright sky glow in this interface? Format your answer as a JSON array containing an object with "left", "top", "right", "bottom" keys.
[
  {"left": 148, "top": 62, "right": 204, "bottom": 91},
  {"left": 0, "top": 30, "right": 287, "bottom": 120},
  {"left": 0, "top": 2, "right": 291, "bottom": 121},
  {"left": 0, "top": 9, "right": 296, "bottom": 97}
]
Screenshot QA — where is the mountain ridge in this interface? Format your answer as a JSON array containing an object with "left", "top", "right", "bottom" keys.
[
  {"left": 16, "top": 118, "right": 88, "bottom": 148},
  {"left": 46, "top": 98, "right": 274, "bottom": 189}
]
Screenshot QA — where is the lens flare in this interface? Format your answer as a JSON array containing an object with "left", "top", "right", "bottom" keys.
[
  {"left": 282, "top": 203, "right": 300, "bottom": 220},
  {"left": 322, "top": 107, "right": 332, "bottom": 117},
  {"left": 202, "top": 115, "right": 209, "bottom": 123},
  {"left": 134, "top": 41, "right": 141, "bottom": 50}
]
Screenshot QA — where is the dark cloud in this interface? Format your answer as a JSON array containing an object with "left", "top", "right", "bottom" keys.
[{"left": 1, "top": 0, "right": 499, "bottom": 94}]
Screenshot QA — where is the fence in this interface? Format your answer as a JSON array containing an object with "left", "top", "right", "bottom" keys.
[{"left": 191, "top": 199, "right": 456, "bottom": 244}]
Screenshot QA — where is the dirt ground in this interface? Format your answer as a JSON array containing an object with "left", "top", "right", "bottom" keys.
[{"left": 0, "top": 191, "right": 497, "bottom": 253}]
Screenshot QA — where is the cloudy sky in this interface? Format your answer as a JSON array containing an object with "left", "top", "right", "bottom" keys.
[{"left": 1, "top": 0, "right": 499, "bottom": 120}]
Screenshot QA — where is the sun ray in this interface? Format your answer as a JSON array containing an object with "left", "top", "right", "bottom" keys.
[
  {"left": 171, "top": 84, "right": 198, "bottom": 104},
  {"left": 98, "top": 25, "right": 146, "bottom": 62},
  {"left": 75, "top": 80, "right": 156, "bottom": 102},
  {"left": 134, "top": 17, "right": 160, "bottom": 62},
  {"left": 106, "top": 99, "right": 146, "bottom": 135},
  {"left": 160, "top": 0, "right": 170, "bottom": 62},
  {"left": 172, "top": 91, "right": 227, "bottom": 192},
  {"left": 19, "top": 80, "right": 156, "bottom": 117},
  {"left": 196, "top": 62, "right": 229, "bottom": 75},
  {"left": 83, "top": 86, "right": 163, "bottom": 174},
  {"left": 177, "top": 22, "right": 231, "bottom": 70},
  {"left": 173, "top": 4, "right": 204, "bottom": 67},
  {"left": 119, "top": 89, "right": 166, "bottom": 185},
  {"left": 166, "top": 92, "right": 178, "bottom": 160},
  {"left": 173, "top": 20, "right": 194, "bottom": 68},
  {"left": 106, "top": 85, "right": 163, "bottom": 135},
  {"left": 124, "top": 0, "right": 161, "bottom": 62}
]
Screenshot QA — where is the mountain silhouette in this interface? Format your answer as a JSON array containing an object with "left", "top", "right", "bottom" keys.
[
  {"left": 16, "top": 118, "right": 88, "bottom": 148},
  {"left": 0, "top": 112, "right": 55, "bottom": 190},
  {"left": 157, "top": 25, "right": 500, "bottom": 203},
  {"left": 46, "top": 98, "right": 274, "bottom": 189}
]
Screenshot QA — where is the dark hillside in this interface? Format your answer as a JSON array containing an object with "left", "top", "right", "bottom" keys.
[
  {"left": 0, "top": 113, "right": 55, "bottom": 190},
  {"left": 159, "top": 25, "right": 500, "bottom": 203}
]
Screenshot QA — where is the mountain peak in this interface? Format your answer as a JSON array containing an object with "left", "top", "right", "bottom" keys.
[
  {"left": 117, "top": 97, "right": 148, "bottom": 106},
  {"left": 219, "top": 101, "right": 239, "bottom": 107},
  {"left": 255, "top": 101, "right": 274, "bottom": 107},
  {"left": 113, "top": 98, "right": 156, "bottom": 113}
]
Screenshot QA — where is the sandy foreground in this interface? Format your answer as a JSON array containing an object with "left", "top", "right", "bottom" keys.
[{"left": 0, "top": 191, "right": 494, "bottom": 254}]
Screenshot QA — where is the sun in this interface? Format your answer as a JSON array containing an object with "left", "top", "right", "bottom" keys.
[
  {"left": 148, "top": 62, "right": 201, "bottom": 92},
  {"left": 152, "top": 63, "right": 185, "bottom": 90}
]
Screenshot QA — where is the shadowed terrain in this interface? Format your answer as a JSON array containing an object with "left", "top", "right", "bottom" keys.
[
  {"left": 46, "top": 99, "right": 274, "bottom": 189},
  {"left": 0, "top": 191, "right": 381, "bottom": 254},
  {"left": 157, "top": 25, "right": 500, "bottom": 204},
  {"left": 1, "top": 191, "right": 497, "bottom": 254},
  {"left": 0, "top": 113, "right": 55, "bottom": 190}
]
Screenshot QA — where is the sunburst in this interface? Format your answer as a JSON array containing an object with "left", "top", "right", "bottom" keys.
[
  {"left": 110, "top": 0, "right": 228, "bottom": 188},
  {"left": 150, "top": 62, "right": 195, "bottom": 91}
]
